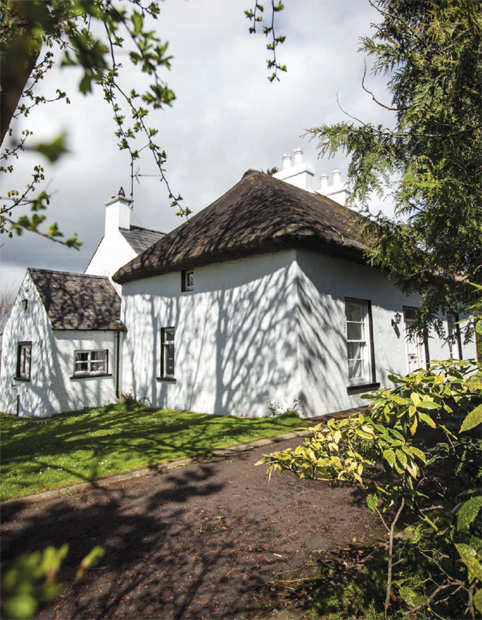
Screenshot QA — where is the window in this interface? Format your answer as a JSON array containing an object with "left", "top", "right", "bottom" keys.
[
  {"left": 74, "top": 350, "right": 108, "bottom": 376},
  {"left": 160, "top": 327, "right": 175, "bottom": 379},
  {"left": 345, "top": 299, "right": 375, "bottom": 386},
  {"left": 447, "top": 312, "right": 462, "bottom": 360},
  {"left": 181, "top": 269, "right": 194, "bottom": 292},
  {"left": 403, "top": 307, "right": 429, "bottom": 371},
  {"left": 16, "top": 342, "right": 32, "bottom": 380}
]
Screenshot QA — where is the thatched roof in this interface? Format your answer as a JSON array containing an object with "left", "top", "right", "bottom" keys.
[
  {"left": 28, "top": 269, "right": 126, "bottom": 331},
  {"left": 120, "top": 225, "right": 165, "bottom": 254},
  {"left": 113, "top": 169, "right": 369, "bottom": 285}
]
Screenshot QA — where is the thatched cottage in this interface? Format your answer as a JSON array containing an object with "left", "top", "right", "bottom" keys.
[{"left": 0, "top": 151, "right": 473, "bottom": 417}]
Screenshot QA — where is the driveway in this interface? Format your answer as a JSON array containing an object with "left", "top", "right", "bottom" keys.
[{"left": 1, "top": 435, "right": 381, "bottom": 619}]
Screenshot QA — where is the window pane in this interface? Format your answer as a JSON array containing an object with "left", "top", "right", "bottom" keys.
[
  {"left": 348, "top": 342, "right": 365, "bottom": 361},
  {"left": 347, "top": 322, "right": 364, "bottom": 341},
  {"left": 348, "top": 359, "right": 365, "bottom": 379},
  {"left": 346, "top": 302, "right": 364, "bottom": 322}
]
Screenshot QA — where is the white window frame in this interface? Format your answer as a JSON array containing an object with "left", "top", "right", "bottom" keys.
[
  {"left": 344, "top": 299, "right": 374, "bottom": 386},
  {"left": 447, "top": 312, "right": 462, "bottom": 360},
  {"left": 16, "top": 342, "right": 32, "bottom": 381},
  {"left": 74, "top": 349, "right": 108, "bottom": 376},
  {"left": 181, "top": 269, "right": 194, "bottom": 292},
  {"left": 160, "top": 327, "right": 175, "bottom": 379}
]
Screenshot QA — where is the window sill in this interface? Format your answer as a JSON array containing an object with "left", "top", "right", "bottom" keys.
[
  {"left": 14, "top": 377, "right": 30, "bottom": 382},
  {"left": 346, "top": 382, "right": 380, "bottom": 395},
  {"left": 156, "top": 377, "right": 177, "bottom": 383},
  {"left": 70, "top": 373, "right": 112, "bottom": 380}
]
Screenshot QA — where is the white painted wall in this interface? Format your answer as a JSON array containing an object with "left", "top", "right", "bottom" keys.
[
  {"left": 295, "top": 250, "right": 477, "bottom": 416},
  {"left": 0, "top": 273, "right": 119, "bottom": 417},
  {"left": 0, "top": 272, "right": 54, "bottom": 416},
  {"left": 119, "top": 249, "right": 477, "bottom": 419},
  {"left": 121, "top": 251, "right": 301, "bottom": 417}
]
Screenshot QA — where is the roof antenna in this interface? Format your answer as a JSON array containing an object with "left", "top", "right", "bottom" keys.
[{"left": 129, "top": 144, "right": 161, "bottom": 206}]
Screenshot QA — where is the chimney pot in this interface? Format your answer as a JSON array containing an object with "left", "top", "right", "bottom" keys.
[
  {"left": 332, "top": 169, "right": 341, "bottom": 186},
  {"left": 118, "top": 186, "right": 125, "bottom": 198},
  {"left": 320, "top": 173, "right": 329, "bottom": 190},
  {"left": 293, "top": 148, "right": 303, "bottom": 165},
  {"left": 282, "top": 153, "right": 292, "bottom": 170}
]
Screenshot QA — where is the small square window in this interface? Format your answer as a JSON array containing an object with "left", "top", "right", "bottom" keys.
[
  {"left": 16, "top": 342, "right": 32, "bottom": 381},
  {"left": 74, "top": 350, "right": 108, "bottom": 376},
  {"left": 181, "top": 269, "right": 194, "bottom": 292}
]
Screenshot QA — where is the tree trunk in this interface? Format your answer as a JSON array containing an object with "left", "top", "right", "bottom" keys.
[{"left": 1, "top": 0, "right": 42, "bottom": 146}]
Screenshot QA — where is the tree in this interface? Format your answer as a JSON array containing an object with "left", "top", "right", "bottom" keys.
[{"left": 307, "top": 0, "right": 482, "bottom": 335}]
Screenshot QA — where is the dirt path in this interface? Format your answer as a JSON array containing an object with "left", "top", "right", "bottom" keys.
[{"left": 1, "top": 436, "right": 382, "bottom": 619}]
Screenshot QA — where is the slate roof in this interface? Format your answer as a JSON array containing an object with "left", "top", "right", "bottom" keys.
[
  {"left": 114, "top": 169, "right": 369, "bottom": 285},
  {"left": 119, "top": 225, "right": 165, "bottom": 254},
  {"left": 28, "top": 269, "right": 126, "bottom": 331}
]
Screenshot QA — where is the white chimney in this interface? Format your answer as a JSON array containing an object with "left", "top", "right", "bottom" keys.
[
  {"left": 282, "top": 153, "right": 292, "bottom": 170},
  {"left": 320, "top": 173, "right": 329, "bottom": 191},
  {"left": 104, "top": 188, "right": 133, "bottom": 235},
  {"left": 317, "top": 169, "right": 349, "bottom": 206},
  {"left": 273, "top": 148, "right": 315, "bottom": 191},
  {"left": 293, "top": 147, "right": 304, "bottom": 165}
]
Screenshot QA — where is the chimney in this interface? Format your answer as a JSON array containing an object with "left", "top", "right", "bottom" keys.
[
  {"left": 317, "top": 169, "right": 349, "bottom": 206},
  {"left": 103, "top": 188, "right": 133, "bottom": 235},
  {"left": 282, "top": 153, "right": 292, "bottom": 170},
  {"left": 273, "top": 148, "right": 315, "bottom": 191}
]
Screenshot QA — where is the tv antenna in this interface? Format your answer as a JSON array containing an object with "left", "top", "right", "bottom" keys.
[{"left": 129, "top": 145, "right": 161, "bottom": 205}]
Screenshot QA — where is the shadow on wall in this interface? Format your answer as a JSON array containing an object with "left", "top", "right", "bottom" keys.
[{"left": 123, "top": 256, "right": 303, "bottom": 417}]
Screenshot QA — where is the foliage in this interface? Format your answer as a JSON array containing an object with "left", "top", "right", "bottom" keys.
[
  {"left": 0, "top": 405, "right": 310, "bottom": 500},
  {"left": 259, "top": 359, "right": 482, "bottom": 618},
  {"left": 245, "top": 1, "right": 287, "bottom": 82},
  {"left": 307, "top": 0, "right": 482, "bottom": 336},
  {"left": 1, "top": 544, "right": 104, "bottom": 620}
]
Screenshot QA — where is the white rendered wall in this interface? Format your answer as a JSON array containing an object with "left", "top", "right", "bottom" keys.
[
  {"left": 121, "top": 251, "right": 301, "bottom": 417},
  {"left": 49, "top": 331, "right": 118, "bottom": 414},
  {"left": 295, "top": 250, "right": 477, "bottom": 416},
  {"left": 0, "top": 273, "right": 54, "bottom": 416},
  {"left": 84, "top": 231, "right": 137, "bottom": 285}
]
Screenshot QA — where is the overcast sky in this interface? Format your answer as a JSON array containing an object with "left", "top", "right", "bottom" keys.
[{"left": 1, "top": 0, "right": 394, "bottom": 296}]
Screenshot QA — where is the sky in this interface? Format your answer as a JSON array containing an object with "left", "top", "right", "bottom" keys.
[{"left": 0, "top": 0, "right": 394, "bottom": 297}]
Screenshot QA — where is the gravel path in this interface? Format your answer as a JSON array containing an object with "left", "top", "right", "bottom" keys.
[{"left": 1, "top": 435, "right": 381, "bottom": 619}]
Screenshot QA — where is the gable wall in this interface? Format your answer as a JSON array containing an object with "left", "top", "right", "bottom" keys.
[
  {"left": 295, "top": 250, "right": 476, "bottom": 416},
  {"left": 0, "top": 273, "right": 54, "bottom": 416},
  {"left": 120, "top": 250, "right": 301, "bottom": 416},
  {"left": 84, "top": 230, "right": 137, "bottom": 285}
]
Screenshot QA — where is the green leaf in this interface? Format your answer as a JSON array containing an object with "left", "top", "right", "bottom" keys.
[
  {"left": 34, "top": 133, "right": 68, "bottom": 163},
  {"left": 383, "top": 448, "right": 396, "bottom": 466},
  {"left": 460, "top": 404, "right": 482, "bottom": 433},
  {"left": 4, "top": 593, "right": 37, "bottom": 620},
  {"left": 474, "top": 588, "right": 482, "bottom": 614},
  {"left": 418, "top": 412, "right": 436, "bottom": 428},
  {"left": 131, "top": 11, "right": 143, "bottom": 35},
  {"left": 456, "top": 543, "right": 482, "bottom": 582},
  {"left": 457, "top": 497, "right": 482, "bottom": 531},
  {"left": 366, "top": 492, "right": 378, "bottom": 513}
]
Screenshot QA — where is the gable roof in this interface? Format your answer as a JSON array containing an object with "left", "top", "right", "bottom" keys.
[
  {"left": 113, "top": 169, "right": 369, "bottom": 285},
  {"left": 119, "top": 225, "right": 165, "bottom": 254},
  {"left": 28, "top": 269, "right": 126, "bottom": 331}
]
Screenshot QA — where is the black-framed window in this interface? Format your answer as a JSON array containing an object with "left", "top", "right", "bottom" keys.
[
  {"left": 181, "top": 269, "right": 194, "bottom": 292},
  {"left": 160, "top": 327, "right": 175, "bottom": 379},
  {"left": 74, "top": 350, "right": 108, "bottom": 376},
  {"left": 344, "top": 299, "right": 375, "bottom": 386},
  {"left": 16, "top": 342, "right": 32, "bottom": 381}
]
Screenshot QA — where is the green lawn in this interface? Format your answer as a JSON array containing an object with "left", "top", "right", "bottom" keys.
[{"left": 0, "top": 404, "right": 310, "bottom": 500}]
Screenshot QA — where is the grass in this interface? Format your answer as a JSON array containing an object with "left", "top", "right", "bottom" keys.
[{"left": 0, "top": 404, "right": 310, "bottom": 500}]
